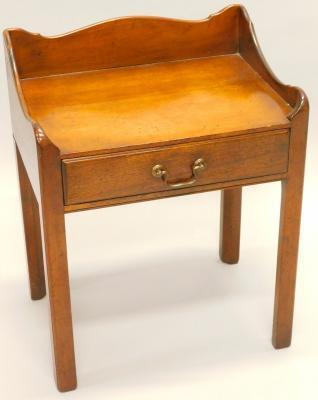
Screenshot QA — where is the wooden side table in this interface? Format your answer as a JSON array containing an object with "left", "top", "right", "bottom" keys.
[{"left": 4, "top": 5, "right": 308, "bottom": 392}]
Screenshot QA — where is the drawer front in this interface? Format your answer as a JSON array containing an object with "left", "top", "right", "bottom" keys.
[{"left": 62, "top": 130, "right": 289, "bottom": 205}]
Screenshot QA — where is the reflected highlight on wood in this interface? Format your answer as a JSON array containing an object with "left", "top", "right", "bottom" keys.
[
  {"left": 20, "top": 55, "right": 291, "bottom": 157},
  {"left": 4, "top": 4, "right": 308, "bottom": 392}
]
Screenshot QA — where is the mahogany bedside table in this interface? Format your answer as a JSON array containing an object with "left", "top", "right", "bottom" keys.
[{"left": 4, "top": 5, "right": 308, "bottom": 392}]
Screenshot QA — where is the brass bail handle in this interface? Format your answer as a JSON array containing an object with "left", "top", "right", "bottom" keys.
[{"left": 152, "top": 158, "right": 207, "bottom": 189}]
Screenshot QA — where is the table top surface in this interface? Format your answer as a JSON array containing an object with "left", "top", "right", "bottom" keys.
[{"left": 21, "top": 54, "right": 292, "bottom": 158}]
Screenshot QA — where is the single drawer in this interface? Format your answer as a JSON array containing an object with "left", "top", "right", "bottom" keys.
[{"left": 62, "top": 130, "right": 289, "bottom": 205}]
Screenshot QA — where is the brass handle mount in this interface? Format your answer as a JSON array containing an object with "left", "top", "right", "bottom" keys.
[{"left": 152, "top": 158, "right": 207, "bottom": 189}]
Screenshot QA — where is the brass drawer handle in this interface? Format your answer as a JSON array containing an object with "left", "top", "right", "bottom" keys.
[{"left": 152, "top": 158, "right": 207, "bottom": 189}]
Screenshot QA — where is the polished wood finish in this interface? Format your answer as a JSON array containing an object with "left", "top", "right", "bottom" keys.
[
  {"left": 272, "top": 96, "right": 309, "bottom": 349},
  {"left": 8, "top": 6, "right": 239, "bottom": 79},
  {"left": 239, "top": 7, "right": 303, "bottom": 117},
  {"left": 64, "top": 173, "right": 287, "bottom": 213},
  {"left": 16, "top": 145, "right": 46, "bottom": 300},
  {"left": 220, "top": 188, "right": 242, "bottom": 264},
  {"left": 36, "top": 136, "right": 77, "bottom": 391},
  {"left": 21, "top": 55, "right": 291, "bottom": 158},
  {"left": 62, "top": 130, "right": 289, "bottom": 205},
  {"left": 4, "top": 4, "right": 308, "bottom": 392},
  {"left": 4, "top": 35, "right": 41, "bottom": 200}
]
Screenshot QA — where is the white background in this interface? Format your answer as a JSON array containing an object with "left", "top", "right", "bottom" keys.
[{"left": 0, "top": 1, "right": 318, "bottom": 399}]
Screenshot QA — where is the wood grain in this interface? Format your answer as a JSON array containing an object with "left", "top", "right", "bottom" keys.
[
  {"left": 64, "top": 172, "right": 288, "bottom": 213},
  {"left": 62, "top": 130, "right": 289, "bottom": 205},
  {"left": 8, "top": 5, "right": 240, "bottom": 78},
  {"left": 21, "top": 55, "right": 291, "bottom": 157},
  {"left": 4, "top": 4, "right": 309, "bottom": 392}
]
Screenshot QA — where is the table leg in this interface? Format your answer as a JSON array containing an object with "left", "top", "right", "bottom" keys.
[
  {"left": 219, "top": 187, "right": 242, "bottom": 264},
  {"left": 272, "top": 99, "right": 308, "bottom": 349},
  {"left": 37, "top": 138, "right": 77, "bottom": 391},
  {"left": 16, "top": 145, "right": 46, "bottom": 300},
  {"left": 272, "top": 177, "right": 305, "bottom": 348}
]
